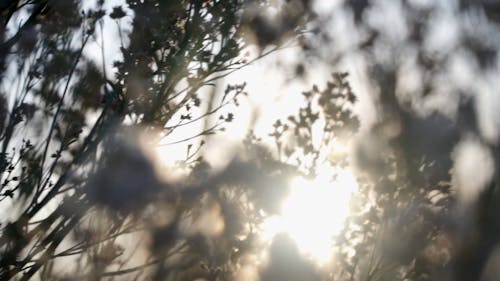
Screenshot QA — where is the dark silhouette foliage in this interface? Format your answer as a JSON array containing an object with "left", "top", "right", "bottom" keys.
[{"left": 0, "top": 0, "right": 499, "bottom": 280}]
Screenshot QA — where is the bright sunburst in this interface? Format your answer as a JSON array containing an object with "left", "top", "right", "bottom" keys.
[{"left": 261, "top": 167, "right": 358, "bottom": 262}]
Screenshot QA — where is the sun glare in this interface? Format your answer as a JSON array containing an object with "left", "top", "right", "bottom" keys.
[{"left": 261, "top": 167, "right": 358, "bottom": 262}]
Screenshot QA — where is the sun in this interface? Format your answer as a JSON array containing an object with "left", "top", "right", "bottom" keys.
[{"left": 261, "top": 167, "right": 358, "bottom": 262}]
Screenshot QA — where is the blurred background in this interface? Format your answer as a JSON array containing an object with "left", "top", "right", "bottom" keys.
[{"left": 1, "top": 0, "right": 500, "bottom": 280}]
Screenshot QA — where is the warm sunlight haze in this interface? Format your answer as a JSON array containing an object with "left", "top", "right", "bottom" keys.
[{"left": 261, "top": 167, "right": 358, "bottom": 263}]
